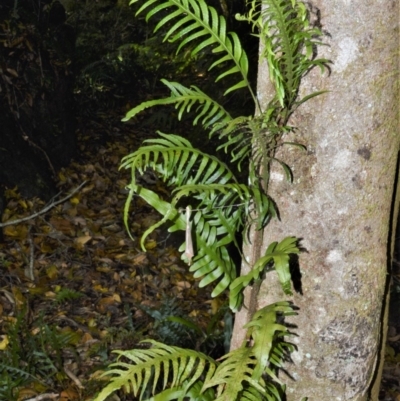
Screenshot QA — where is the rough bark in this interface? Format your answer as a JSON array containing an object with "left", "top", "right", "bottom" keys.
[{"left": 231, "top": 1, "right": 399, "bottom": 400}]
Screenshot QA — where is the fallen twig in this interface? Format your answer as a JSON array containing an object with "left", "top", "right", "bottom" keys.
[
  {"left": 0, "top": 181, "right": 87, "bottom": 228},
  {"left": 26, "top": 230, "right": 35, "bottom": 280},
  {"left": 25, "top": 393, "right": 59, "bottom": 401},
  {"left": 64, "top": 365, "right": 84, "bottom": 389}
]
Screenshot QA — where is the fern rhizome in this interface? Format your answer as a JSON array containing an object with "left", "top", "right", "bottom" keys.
[{"left": 94, "top": 0, "right": 327, "bottom": 400}]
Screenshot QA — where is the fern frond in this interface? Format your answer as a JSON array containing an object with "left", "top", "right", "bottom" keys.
[
  {"left": 121, "top": 134, "right": 249, "bottom": 293},
  {"left": 126, "top": 186, "right": 185, "bottom": 248},
  {"left": 0, "top": 362, "right": 36, "bottom": 382},
  {"left": 123, "top": 181, "right": 239, "bottom": 293},
  {"left": 268, "top": 340, "right": 295, "bottom": 368},
  {"left": 243, "top": 0, "right": 327, "bottom": 108},
  {"left": 213, "top": 115, "right": 293, "bottom": 177},
  {"left": 185, "top": 379, "right": 216, "bottom": 400},
  {"left": 122, "top": 132, "right": 276, "bottom": 297},
  {"left": 94, "top": 303, "right": 295, "bottom": 401},
  {"left": 188, "top": 207, "right": 242, "bottom": 296},
  {"left": 173, "top": 184, "right": 269, "bottom": 297},
  {"left": 211, "top": 116, "right": 253, "bottom": 169},
  {"left": 120, "top": 132, "right": 238, "bottom": 244},
  {"left": 202, "top": 346, "right": 261, "bottom": 400},
  {"left": 176, "top": 182, "right": 271, "bottom": 231},
  {"left": 201, "top": 302, "right": 295, "bottom": 400},
  {"left": 240, "top": 386, "right": 270, "bottom": 401},
  {"left": 93, "top": 340, "right": 217, "bottom": 401},
  {"left": 121, "top": 132, "right": 236, "bottom": 189},
  {"left": 245, "top": 302, "right": 295, "bottom": 381},
  {"left": 229, "top": 237, "right": 299, "bottom": 310},
  {"left": 54, "top": 288, "right": 83, "bottom": 304},
  {"left": 123, "top": 79, "right": 233, "bottom": 130},
  {"left": 130, "top": 0, "right": 257, "bottom": 103},
  {"left": 190, "top": 224, "right": 238, "bottom": 297},
  {"left": 163, "top": 80, "right": 233, "bottom": 128},
  {"left": 150, "top": 381, "right": 215, "bottom": 400}
]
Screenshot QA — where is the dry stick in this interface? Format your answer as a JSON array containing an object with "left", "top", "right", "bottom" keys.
[
  {"left": 184, "top": 206, "right": 194, "bottom": 265},
  {"left": 25, "top": 394, "right": 59, "bottom": 401},
  {"left": 22, "top": 133, "right": 57, "bottom": 178},
  {"left": 0, "top": 181, "right": 87, "bottom": 228},
  {"left": 26, "top": 230, "right": 35, "bottom": 280},
  {"left": 64, "top": 365, "right": 84, "bottom": 389}
]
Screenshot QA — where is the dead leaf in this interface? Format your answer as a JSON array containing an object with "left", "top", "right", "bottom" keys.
[
  {"left": 50, "top": 216, "right": 75, "bottom": 235},
  {"left": 46, "top": 265, "right": 59, "bottom": 280},
  {"left": 6, "top": 67, "right": 18, "bottom": 77},
  {"left": 175, "top": 281, "right": 191, "bottom": 290},
  {"left": 145, "top": 239, "right": 157, "bottom": 249},
  {"left": 74, "top": 235, "right": 92, "bottom": 248},
  {"left": 12, "top": 287, "right": 26, "bottom": 308},
  {"left": 59, "top": 388, "right": 80, "bottom": 401},
  {"left": 45, "top": 291, "right": 57, "bottom": 299},
  {"left": 81, "top": 332, "right": 93, "bottom": 344},
  {"left": 70, "top": 196, "right": 80, "bottom": 205},
  {"left": 0, "top": 335, "right": 9, "bottom": 350},
  {"left": 3, "top": 224, "right": 28, "bottom": 239},
  {"left": 112, "top": 293, "right": 121, "bottom": 302},
  {"left": 17, "top": 388, "right": 37, "bottom": 401},
  {"left": 132, "top": 253, "right": 147, "bottom": 265}
]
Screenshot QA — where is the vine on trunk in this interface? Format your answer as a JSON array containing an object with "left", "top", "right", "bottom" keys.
[{"left": 94, "top": 1, "right": 327, "bottom": 400}]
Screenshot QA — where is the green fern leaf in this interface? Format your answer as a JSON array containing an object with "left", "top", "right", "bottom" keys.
[
  {"left": 229, "top": 237, "right": 299, "bottom": 310},
  {"left": 93, "top": 303, "right": 295, "bottom": 401},
  {"left": 240, "top": 386, "right": 269, "bottom": 401},
  {"left": 123, "top": 80, "right": 233, "bottom": 130},
  {"left": 202, "top": 346, "right": 258, "bottom": 399},
  {"left": 120, "top": 132, "right": 241, "bottom": 243},
  {"left": 122, "top": 97, "right": 178, "bottom": 122},
  {"left": 121, "top": 134, "right": 250, "bottom": 291},
  {"left": 93, "top": 340, "right": 216, "bottom": 401},
  {"left": 209, "top": 115, "right": 254, "bottom": 170},
  {"left": 172, "top": 183, "right": 249, "bottom": 207},
  {"left": 130, "top": 0, "right": 256, "bottom": 101},
  {"left": 163, "top": 80, "right": 233, "bottom": 127},
  {"left": 268, "top": 341, "right": 295, "bottom": 368},
  {"left": 129, "top": 186, "right": 185, "bottom": 250},
  {"left": 242, "top": 0, "right": 327, "bottom": 108},
  {"left": 202, "top": 301, "right": 291, "bottom": 401},
  {"left": 180, "top": 208, "right": 241, "bottom": 295},
  {"left": 151, "top": 381, "right": 215, "bottom": 400},
  {"left": 191, "top": 234, "right": 236, "bottom": 296},
  {"left": 245, "top": 304, "right": 292, "bottom": 382},
  {"left": 269, "top": 236, "right": 300, "bottom": 293},
  {"left": 121, "top": 133, "right": 236, "bottom": 189}
]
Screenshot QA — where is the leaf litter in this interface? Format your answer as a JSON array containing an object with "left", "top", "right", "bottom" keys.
[{"left": 0, "top": 118, "right": 226, "bottom": 400}]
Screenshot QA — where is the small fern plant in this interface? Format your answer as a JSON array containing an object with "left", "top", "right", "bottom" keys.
[
  {"left": 94, "top": 0, "right": 326, "bottom": 400},
  {"left": 94, "top": 302, "right": 299, "bottom": 401}
]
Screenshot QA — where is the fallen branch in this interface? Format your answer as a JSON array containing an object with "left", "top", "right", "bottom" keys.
[{"left": 0, "top": 181, "right": 87, "bottom": 228}]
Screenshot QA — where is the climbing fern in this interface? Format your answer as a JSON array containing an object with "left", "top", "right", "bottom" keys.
[
  {"left": 94, "top": 302, "right": 295, "bottom": 401},
  {"left": 95, "top": 0, "right": 326, "bottom": 400},
  {"left": 120, "top": 0, "right": 325, "bottom": 308},
  {"left": 131, "top": 0, "right": 257, "bottom": 102},
  {"left": 121, "top": 132, "right": 273, "bottom": 305}
]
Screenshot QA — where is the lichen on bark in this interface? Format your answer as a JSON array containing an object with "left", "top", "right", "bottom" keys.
[{"left": 231, "top": 1, "right": 400, "bottom": 400}]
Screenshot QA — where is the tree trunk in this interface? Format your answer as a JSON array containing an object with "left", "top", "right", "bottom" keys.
[{"left": 231, "top": 1, "right": 399, "bottom": 400}]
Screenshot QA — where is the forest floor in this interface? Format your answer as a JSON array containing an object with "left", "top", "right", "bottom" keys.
[
  {"left": 0, "top": 114, "right": 399, "bottom": 400},
  {"left": 0, "top": 115, "right": 226, "bottom": 401}
]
